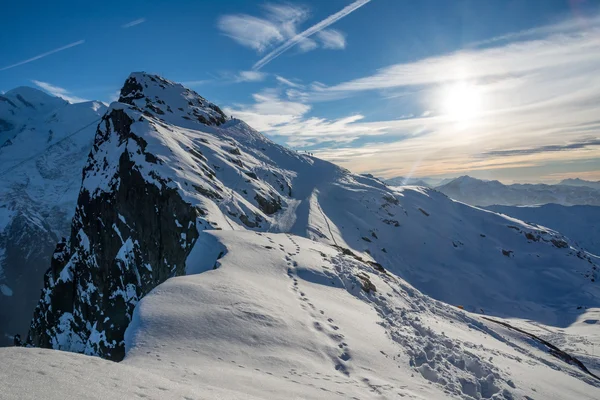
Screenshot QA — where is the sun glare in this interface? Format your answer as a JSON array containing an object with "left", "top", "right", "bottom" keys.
[{"left": 440, "top": 82, "right": 483, "bottom": 124}]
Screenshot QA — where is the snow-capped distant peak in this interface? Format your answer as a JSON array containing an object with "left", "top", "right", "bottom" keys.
[{"left": 118, "top": 72, "right": 228, "bottom": 127}]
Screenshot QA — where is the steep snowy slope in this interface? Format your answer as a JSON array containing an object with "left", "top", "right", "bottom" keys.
[
  {"left": 0, "top": 87, "right": 106, "bottom": 345},
  {"left": 23, "top": 73, "right": 599, "bottom": 397},
  {"left": 437, "top": 175, "right": 600, "bottom": 206},
  {"left": 487, "top": 204, "right": 600, "bottom": 255},
  {"left": 4, "top": 231, "right": 600, "bottom": 399}
]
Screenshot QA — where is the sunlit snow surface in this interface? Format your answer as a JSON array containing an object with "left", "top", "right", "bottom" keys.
[
  {"left": 2, "top": 231, "right": 598, "bottom": 399},
  {"left": 3, "top": 74, "right": 599, "bottom": 399}
]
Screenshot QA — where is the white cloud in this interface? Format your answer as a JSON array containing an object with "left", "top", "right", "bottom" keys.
[
  {"left": 297, "top": 38, "right": 318, "bottom": 52},
  {"left": 230, "top": 15, "right": 600, "bottom": 181},
  {"left": 317, "top": 29, "right": 346, "bottom": 49},
  {"left": 253, "top": 0, "right": 371, "bottom": 70},
  {"left": 235, "top": 71, "right": 267, "bottom": 82},
  {"left": 318, "top": 26, "right": 600, "bottom": 97},
  {"left": 122, "top": 18, "right": 146, "bottom": 28},
  {"left": 218, "top": 1, "right": 364, "bottom": 67},
  {"left": 223, "top": 88, "right": 388, "bottom": 146},
  {"left": 276, "top": 75, "right": 304, "bottom": 88},
  {"left": 31, "top": 80, "right": 88, "bottom": 103},
  {"left": 217, "top": 15, "right": 283, "bottom": 53},
  {"left": 0, "top": 40, "right": 84, "bottom": 71}
]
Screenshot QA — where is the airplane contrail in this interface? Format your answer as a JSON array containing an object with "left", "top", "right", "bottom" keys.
[
  {"left": 0, "top": 40, "right": 85, "bottom": 72},
  {"left": 253, "top": 0, "right": 372, "bottom": 70}
]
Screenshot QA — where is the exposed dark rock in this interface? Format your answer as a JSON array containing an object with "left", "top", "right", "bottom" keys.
[
  {"left": 357, "top": 272, "right": 377, "bottom": 293},
  {"left": 254, "top": 193, "right": 282, "bottom": 215},
  {"left": 551, "top": 239, "right": 569, "bottom": 249},
  {"left": 0, "top": 95, "right": 17, "bottom": 108},
  {"left": 118, "top": 76, "right": 145, "bottom": 103},
  {"left": 15, "top": 94, "right": 35, "bottom": 109},
  {"left": 27, "top": 106, "right": 200, "bottom": 361},
  {"left": 382, "top": 219, "right": 400, "bottom": 227}
]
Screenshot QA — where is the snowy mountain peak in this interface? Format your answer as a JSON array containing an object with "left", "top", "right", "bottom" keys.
[
  {"left": 2, "top": 86, "right": 67, "bottom": 113},
  {"left": 118, "top": 72, "right": 228, "bottom": 127}
]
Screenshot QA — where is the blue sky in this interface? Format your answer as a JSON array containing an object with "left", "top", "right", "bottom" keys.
[{"left": 2, "top": 0, "right": 600, "bottom": 182}]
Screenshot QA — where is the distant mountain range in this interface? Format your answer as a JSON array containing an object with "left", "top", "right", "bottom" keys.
[
  {"left": 559, "top": 178, "right": 600, "bottom": 190},
  {"left": 436, "top": 176, "right": 600, "bottom": 206},
  {"left": 384, "top": 176, "right": 453, "bottom": 187},
  {"left": 0, "top": 87, "right": 106, "bottom": 345},
  {"left": 383, "top": 175, "right": 600, "bottom": 207}
]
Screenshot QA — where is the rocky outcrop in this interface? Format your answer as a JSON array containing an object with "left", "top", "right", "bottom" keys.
[
  {"left": 26, "top": 73, "right": 290, "bottom": 360},
  {"left": 28, "top": 106, "right": 200, "bottom": 360}
]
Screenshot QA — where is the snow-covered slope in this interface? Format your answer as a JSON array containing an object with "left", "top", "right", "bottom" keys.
[
  {"left": 0, "top": 87, "right": 106, "bottom": 345},
  {"left": 19, "top": 72, "right": 600, "bottom": 397},
  {"left": 4, "top": 230, "right": 600, "bottom": 399},
  {"left": 437, "top": 175, "right": 600, "bottom": 206},
  {"left": 486, "top": 204, "right": 600, "bottom": 256}
]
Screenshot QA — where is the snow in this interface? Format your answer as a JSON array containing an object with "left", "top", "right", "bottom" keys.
[
  {"left": 437, "top": 175, "right": 600, "bottom": 206},
  {"left": 0, "top": 86, "right": 106, "bottom": 341},
  {"left": 0, "top": 283, "right": 12, "bottom": 296},
  {"left": 4, "top": 74, "right": 599, "bottom": 398},
  {"left": 487, "top": 204, "right": 600, "bottom": 255},
  {"left": 5, "top": 230, "right": 598, "bottom": 399}
]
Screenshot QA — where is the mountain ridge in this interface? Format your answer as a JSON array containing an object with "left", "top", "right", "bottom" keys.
[
  {"left": 2, "top": 72, "right": 597, "bottom": 398},
  {"left": 437, "top": 175, "right": 600, "bottom": 206}
]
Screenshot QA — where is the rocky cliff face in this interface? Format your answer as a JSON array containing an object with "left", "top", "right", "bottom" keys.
[{"left": 27, "top": 73, "right": 295, "bottom": 359}]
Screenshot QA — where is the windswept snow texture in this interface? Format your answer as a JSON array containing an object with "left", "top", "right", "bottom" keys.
[
  {"left": 4, "top": 231, "right": 599, "bottom": 399},
  {"left": 22, "top": 73, "right": 600, "bottom": 397},
  {"left": 487, "top": 204, "right": 600, "bottom": 256},
  {"left": 0, "top": 87, "right": 105, "bottom": 345},
  {"left": 437, "top": 175, "right": 600, "bottom": 206}
]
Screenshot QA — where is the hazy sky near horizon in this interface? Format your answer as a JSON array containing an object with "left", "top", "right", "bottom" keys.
[{"left": 1, "top": 0, "right": 600, "bottom": 183}]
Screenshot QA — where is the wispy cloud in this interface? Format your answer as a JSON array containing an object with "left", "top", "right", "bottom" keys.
[
  {"left": 0, "top": 40, "right": 84, "bottom": 72},
  {"left": 253, "top": 0, "right": 371, "bottom": 70},
  {"left": 317, "top": 29, "right": 346, "bottom": 49},
  {"left": 482, "top": 138, "right": 600, "bottom": 157},
  {"left": 218, "top": 14, "right": 284, "bottom": 53},
  {"left": 218, "top": 1, "right": 365, "bottom": 68},
  {"left": 276, "top": 75, "right": 304, "bottom": 88},
  {"left": 235, "top": 70, "right": 267, "bottom": 82},
  {"left": 31, "top": 80, "right": 88, "bottom": 103},
  {"left": 230, "top": 14, "right": 600, "bottom": 181},
  {"left": 122, "top": 18, "right": 146, "bottom": 29}
]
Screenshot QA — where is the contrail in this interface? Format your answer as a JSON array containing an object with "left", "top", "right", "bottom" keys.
[
  {"left": 253, "top": 0, "right": 372, "bottom": 70},
  {"left": 0, "top": 40, "right": 85, "bottom": 72},
  {"left": 122, "top": 18, "right": 146, "bottom": 28}
]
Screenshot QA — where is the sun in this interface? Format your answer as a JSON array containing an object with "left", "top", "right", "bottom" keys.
[{"left": 440, "top": 81, "right": 483, "bottom": 124}]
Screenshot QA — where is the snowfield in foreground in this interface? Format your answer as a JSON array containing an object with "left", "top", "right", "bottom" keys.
[{"left": 3, "top": 231, "right": 599, "bottom": 399}]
